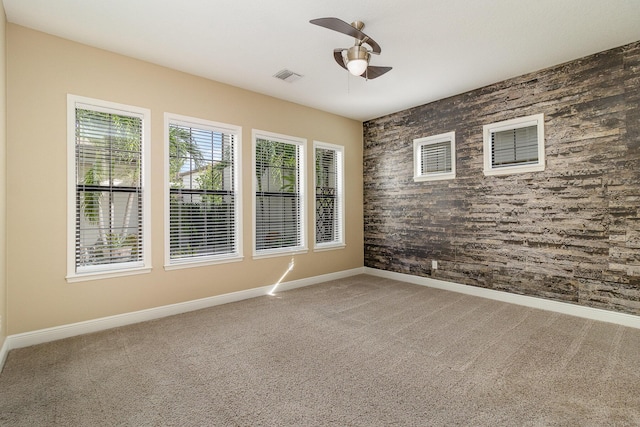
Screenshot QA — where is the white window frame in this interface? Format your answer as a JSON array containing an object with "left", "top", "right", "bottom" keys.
[
  {"left": 164, "top": 113, "right": 243, "bottom": 270},
  {"left": 66, "top": 94, "right": 151, "bottom": 282},
  {"left": 413, "top": 131, "right": 456, "bottom": 182},
  {"left": 313, "top": 141, "right": 345, "bottom": 251},
  {"left": 483, "top": 113, "right": 545, "bottom": 176},
  {"left": 252, "top": 129, "right": 307, "bottom": 259}
]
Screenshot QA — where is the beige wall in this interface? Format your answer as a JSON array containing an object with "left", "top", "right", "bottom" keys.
[
  {"left": 0, "top": 5, "right": 6, "bottom": 346},
  {"left": 6, "top": 24, "right": 363, "bottom": 335}
]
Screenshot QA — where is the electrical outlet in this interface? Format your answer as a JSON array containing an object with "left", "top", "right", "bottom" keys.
[{"left": 432, "top": 260, "right": 438, "bottom": 270}]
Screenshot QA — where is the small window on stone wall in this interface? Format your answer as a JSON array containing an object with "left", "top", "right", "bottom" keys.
[
  {"left": 483, "top": 113, "right": 545, "bottom": 176},
  {"left": 413, "top": 131, "right": 456, "bottom": 182}
]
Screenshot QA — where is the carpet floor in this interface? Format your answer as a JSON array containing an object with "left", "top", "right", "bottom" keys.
[{"left": 1, "top": 274, "right": 639, "bottom": 426}]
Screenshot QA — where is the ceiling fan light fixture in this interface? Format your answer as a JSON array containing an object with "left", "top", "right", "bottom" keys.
[{"left": 346, "top": 45, "right": 370, "bottom": 76}]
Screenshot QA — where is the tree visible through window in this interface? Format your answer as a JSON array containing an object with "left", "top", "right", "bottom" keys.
[
  {"left": 254, "top": 133, "right": 306, "bottom": 255},
  {"left": 167, "top": 116, "right": 240, "bottom": 266},
  {"left": 68, "top": 96, "right": 151, "bottom": 281}
]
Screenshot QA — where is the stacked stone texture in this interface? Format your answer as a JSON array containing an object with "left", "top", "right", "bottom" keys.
[{"left": 364, "top": 41, "right": 640, "bottom": 315}]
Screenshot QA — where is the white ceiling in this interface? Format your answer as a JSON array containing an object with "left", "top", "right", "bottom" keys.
[{"left": 4, "top": 0, "right": 640, "bottom": 121}]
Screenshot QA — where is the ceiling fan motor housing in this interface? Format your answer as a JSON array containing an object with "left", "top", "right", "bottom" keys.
[{"left": 347, "top": 45, "right": 370, "bottom": 62}]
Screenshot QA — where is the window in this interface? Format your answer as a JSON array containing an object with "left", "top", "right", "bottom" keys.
[
  {"left": 67, "top": 95, "right": 151, "bottom": 282},
  {"left": 253, "top": 130, "right": 306, "bottom": 258},
  {"left": 413, "top": 132, "right": 456, "bottom": 181},
  {"left": 165, "top": 114, "right": 242, "bottom": 269},
  {"left": 314, "top": 141, "right": 345, "bottom": 250},
  {"left": 483, "top": 113, "right": 545, "bottom": 176}
]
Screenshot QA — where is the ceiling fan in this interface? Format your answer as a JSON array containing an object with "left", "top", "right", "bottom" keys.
[{"left": 310, "top": 17, "right": 392, "bottom": 80}]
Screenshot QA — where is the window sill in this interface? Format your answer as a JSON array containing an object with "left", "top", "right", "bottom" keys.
[
  {"left": 314, "top": 243, "right": 346, "bottom": 252},
  {"left": 164, "top": 255, "right": 244, "bottom": 271},
  {"left": 483, "top": 163, "right": 545, "bottom": 176},
  {"left": 413, "top": 172, "right": 455, "bottom": 182},
  {"left": 253, "top": 247, "right": 308, "bottom": 260}
]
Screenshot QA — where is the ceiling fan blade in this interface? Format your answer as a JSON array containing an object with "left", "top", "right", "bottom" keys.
[
  {"left": 333, "top": 48, "right": 348, "bottom": 70},
  {"left": 310, "top": 17, "right": 381, "bottom": 54},
  {"left": 361, "top": 66, "right": 392, "bottom": 80},
  {"left": 311, "top": 17, "right": 366, "bottom": 40}
]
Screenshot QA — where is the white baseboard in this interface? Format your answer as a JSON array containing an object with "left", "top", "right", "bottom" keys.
[
  {"left": 364, "top": 267, "right": 640, "bottom": 329},
  {"left": 8, "top": 265, "right": 634, "bottom": 373},
  {"left": 2, "top": 267, "right": 365, "bottom": 362},
  {"left": 268, "top": 267, "right": 365, "bottom": 294}
]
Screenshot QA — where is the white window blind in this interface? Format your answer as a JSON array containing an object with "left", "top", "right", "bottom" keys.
[
  {"left": 315, "top": 143, "right": 344, "bottom": 248},
  {"left": 73, "top": 105, "right": 145, "bottom": 272},
  {"left": 413, "top": 132, "right": 456, "bottom": 182},
  {"left": 254, "top": 135, "right": 305, "bottom": 255},
  {"left": 483, "top": 114, "right": 545, "bottom": 176},
  {"left": 421, "top": 141, "right": 452, "bottom": 174},
  {"left": 167, "top": 120, "right": 239, "bottom": 264},
  {"left": 491, "top": 125, "right": 538, "bottom": 167}
]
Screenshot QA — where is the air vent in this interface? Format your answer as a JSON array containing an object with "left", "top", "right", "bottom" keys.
[{"left": 274, "top": 69, "right": 303, "bottom": 83}]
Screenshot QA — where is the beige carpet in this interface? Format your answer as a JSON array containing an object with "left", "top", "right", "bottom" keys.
[{"left": 1, "top": 274, "right": 639, "bottom": 426}]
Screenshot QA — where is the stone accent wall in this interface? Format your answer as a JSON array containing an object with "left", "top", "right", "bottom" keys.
[{"left": 363, "top": 41, "right": 640, "bottom": 315}]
